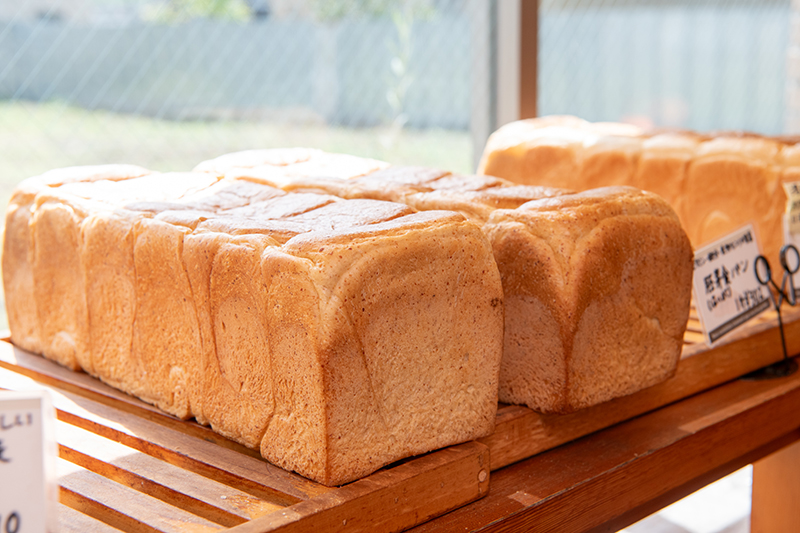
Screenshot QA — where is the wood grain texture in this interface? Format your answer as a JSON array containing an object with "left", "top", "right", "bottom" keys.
[
  {"left": 57, "top": 421, "right": 280, "bottom": 525},
  {"left": 0, "top": 340, "right": 493, "bottom": 532},
  {"left": 411, "top": 356, "right": 800, "bottom": 532},
  {"left": 58, "top": 503, "right": 125, "bottom": 533},
  {"left": 751, "top": 439, "right": 800, "bottom": 533},
  {"left": 229, "top": 442, "right": 490, "bottom": 533},
  {"left": 58, "top": 458, "right": 224, "bottom": 533}
]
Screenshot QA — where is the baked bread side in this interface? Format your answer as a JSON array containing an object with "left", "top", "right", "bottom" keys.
[
  {"left": 484, "top": 187, "right": 692, "bottom": 413},
  {"left": 196, "top": 150, "right": 692, "bottom": 414},
  {"left": 4, "top": 168, "right": 505, "bottom": 486},
  {"left": 262, "top": 211, "right": 504, "bottom": 485},
  {"left": 3, "top": 165, "right": 151, "bottom": 357}
]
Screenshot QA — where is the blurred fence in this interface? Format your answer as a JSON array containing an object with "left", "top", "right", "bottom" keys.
[
  {"left": 0, "top": 0, "right": 795, "bottom": 179},
  {"left": 540, "top": 0, "right": 791, "bottom": 134},
  {"left": 0, "top": 16, "right": 473, "bottom": 129},
  {"left": 1, "top": 1, "right": 794, "bottom": 135}
]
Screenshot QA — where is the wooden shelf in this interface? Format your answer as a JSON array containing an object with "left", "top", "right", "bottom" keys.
[
  {"left": 1, "top": 304, "right": 797, "bottom": 532},
  {"left": 482, "top": 305, "right": 800, "bottom": 471},
  {"left": 0, "top": 343, "right": 489, "bottom": 533},
  {"left": 410, "top": 354, "right": 800, "bottom": 532}
]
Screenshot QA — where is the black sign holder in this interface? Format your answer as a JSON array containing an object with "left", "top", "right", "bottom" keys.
[{"left": 743, "top": 244, "right": 800, "bottom": 379}]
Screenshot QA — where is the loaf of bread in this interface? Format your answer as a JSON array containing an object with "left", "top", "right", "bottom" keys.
[
  {"left": 484, "top": 187, "right": 692, "bottom": 412},
  {"left": 3, "top": 166, "right": 505, "bottom": 486},
  {"left": 196, "top": 149, "right": 693, "bottom": 413},
  {"left": 478, "top": 115, "right": 797, "bottom": 268}
]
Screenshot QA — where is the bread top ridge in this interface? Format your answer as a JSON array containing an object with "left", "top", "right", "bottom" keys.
[
  {"left": 481, "top": 114, "right": 800, "bottom": 151},
  {"left": 478, "top": 115, "right": 800, "bottom": 188},
  {"left": 14, "top": 164, "right": 468, "bottom": 257},
  {"left": 484, "top": 186, "right": 686, "bottom": 306},
  {"left": 479, "top": 115, "right": 800, "bottom": 183},
  {"left": 195, "top": 148, "right": 573, "bottom": 223}
]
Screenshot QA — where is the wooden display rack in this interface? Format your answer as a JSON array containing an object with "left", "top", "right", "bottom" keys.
[{"left": 1, "top": 305, "right": 798, "bottom": 532}]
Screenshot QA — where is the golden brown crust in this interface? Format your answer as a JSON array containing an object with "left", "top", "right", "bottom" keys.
[
  {"left": 274, "top": 211, "right": 503, "bottom": 484},
  {"left": 196, "top": 150, "right": 692, "bottom": 416},
  {"left": 485, "top": 188, "right": 692, "bottom": 412},
  {"left": 479, "top": 116, "right": 800, "bottom": 269},
  {"left": 5, "top": 163, "right": 505, "bottom": 487}
]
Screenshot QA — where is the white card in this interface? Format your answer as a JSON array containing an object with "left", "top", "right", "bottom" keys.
[
  {"left": 0, "top": 390, "right": 57, "bottom": 533},
  {"left": 693, "top": 224, "right": 770, "bottom": 345}
]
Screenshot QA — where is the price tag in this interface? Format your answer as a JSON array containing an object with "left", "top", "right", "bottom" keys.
[
  {"left": 693, "top": 224, "right": 770, "bottom": 345},
  {"left": 0, "top": 391, "right": 57, "bottom": 533}
]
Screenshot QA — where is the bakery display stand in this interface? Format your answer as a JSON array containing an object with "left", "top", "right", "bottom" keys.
[{"left": 2, "top": 303, "right": 800, "bottom": 532}]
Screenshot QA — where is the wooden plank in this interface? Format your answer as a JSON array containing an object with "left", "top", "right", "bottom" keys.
[
  {"left": 3, "top": 354, "right": 494, "bottom": 533},
  {"left": 6, "top": 303, "right": 799, "bottom": 532},
  {"left": 58, "top": 458, "right": 224, "bottom": 533},
  {"left": 411, "top": 356, "right": 800, "bottom": 532},
  {"left": 57, "top": 421, "right": 281, "bottom": 526},
  {"left": 0, "top": 366, "right": 326, "bottom": 504},
  {"left": 230, "top": 441, "right": 490, "bottom": 533},
  {"left": 751, "top": 439, "right": 800, "bottom": 532},
  {"left": 481, "top": 306, "right": 800, "bottom": 470},
  {"left": 58, "top": 503, "right": 125, "bottom": 533}
]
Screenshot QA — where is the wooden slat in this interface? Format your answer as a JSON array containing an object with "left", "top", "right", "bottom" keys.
[
  {"left": 0, "top": 366, "right": 324, "bottom": 504},
  {"left": 58, "top": 459, "right": 224, "bottom": 533},
  {"left": 2, "top": 342, "right": 495, "bottom": 532},
  {"left": 230, "top": 442, "right": 490, "bottom": 533},
  {"left": 481, "top": 306, "right": 800, "bottom": 470},
  {"left": 683, "top": 330, "right": 705, "bottom": 344},
  {"left": 57, "top": 421, "right": 281, "bottom": 526},
  {"left": 58, "top": 503, "right": 125, "bottom": 533},
  {"left": 411, "top": 356, "right": 800, "bottom": 532}
]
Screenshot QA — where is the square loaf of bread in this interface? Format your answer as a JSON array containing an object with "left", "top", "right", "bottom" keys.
[
  {"left": 3, "top": 165, "right": 504, "bottom": 486},
  {"left": 196, "top": 149, "right": 693, "bottom": 414},
  {"left": 478, "top": 115, "right": 799, "bottom": 270}
]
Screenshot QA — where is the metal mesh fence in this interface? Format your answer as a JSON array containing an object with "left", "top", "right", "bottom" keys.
[
  {"left": 0, "top": 0, "right": 494, "bottom": 208},
  {"left": 3, "top": 1, "right": 794, "bottom": 199},
  {"left": 539, "top": 0, "right": 792, "bottom": 133}
]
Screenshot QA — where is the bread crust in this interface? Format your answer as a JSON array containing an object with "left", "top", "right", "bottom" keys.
[
  {"left": 479, "top": 115, "right": 800, "bottom": 268},
  {"left": 4, "top": 167, "right": 505, "bottom": 486},
  {"left": 199, "top": 150, "right": 693, "bottom": 415},
  {"left": 485, "top": 187, "right": 692, "bottom": 412}
]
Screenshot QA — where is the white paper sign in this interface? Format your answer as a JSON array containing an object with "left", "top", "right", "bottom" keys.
[
  {"left": 693, "top": 224, "right": 770, "bottom": 345},
  {"left": 0, "top": 391, "right": 57, "bottom": 533}
]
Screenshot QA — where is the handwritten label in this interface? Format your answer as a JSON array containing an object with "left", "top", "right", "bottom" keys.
[
  {"left": 693, "top": 224, "right": 770, "bottom": 345},
  {"left": 0, "top": 391, "right": 57, "bottom": 533},
  {"left": 785, "top": 181, "right": 800, "bottom": 236}
]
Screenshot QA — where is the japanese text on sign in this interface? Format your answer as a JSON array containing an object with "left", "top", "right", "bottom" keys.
[{"left": 693, "top": 225, "right": 770, "bottom": 345}]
